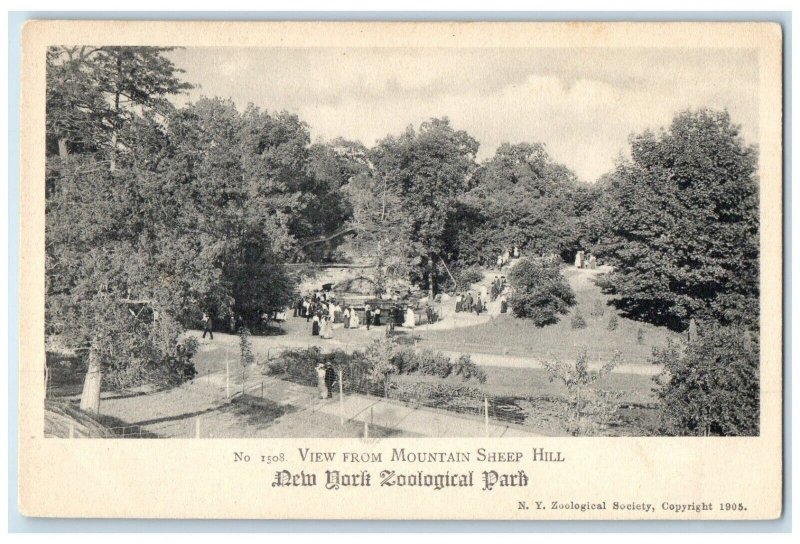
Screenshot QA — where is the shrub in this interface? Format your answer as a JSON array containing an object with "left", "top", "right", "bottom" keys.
[
  {"left": 454, "top": 265, "right": 485, "bottom": 288},
  {"left": 607, "top": 314, "right": 619, "bottom": 331},
  {"left": 452, "top": 354, "right": 487, "bottom": 383},
  {"left": 390, "top": 382, "right": 486, "bottom": 414},
  {"left": 571, "top": 310, "right": 587, "bottom": 329},
  {"left": 413, "top": 349, "right": 453, "bottom": 378},
  {"left": 591, "top": 300, "right": 605, "bottom": 317},
  {"left": 508, "top": 258, "right": 576, "bottom": 326},
  {"left": 652, "top": 322, "right": 759, "bottom": 436},
  {"left": 364, "top": 337, "right": 399, "bottom": 397},
  {"left": 542, "top": 349, "right": 622, "bottom": 436}
]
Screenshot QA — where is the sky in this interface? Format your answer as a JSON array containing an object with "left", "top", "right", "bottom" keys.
[{"left": 167, "top": 47, "right": 759, "bottom": 182}]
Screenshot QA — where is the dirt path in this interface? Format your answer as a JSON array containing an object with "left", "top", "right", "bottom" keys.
[{"left": 189, "top": 328, "right": 659, "bottom": 376}]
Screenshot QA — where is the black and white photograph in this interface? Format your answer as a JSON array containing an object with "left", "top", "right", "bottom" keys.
[
  {"left": 41, "top": 40, "right": 765, "bottom": 440},
  {"left": 16, "top": 18, "right": 784, "bottom": 522}
]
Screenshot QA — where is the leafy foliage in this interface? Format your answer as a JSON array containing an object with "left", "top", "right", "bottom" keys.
[
  {"left": 594, "top": 109, "right": 759, "bottom": 331},
  {"left": 570, "top": 310, "right": 587, "bottom": 330},
  {"left": 507, "top": 258, "right": 576, "bottom": 326},
  {"left": 541, "top": 349, "right": 622, "bottom": 436},
  {"left": 370, "top": 118, "right": 479, "bottom": 296},
  {"left": 652, "top": 322, "right": 759, "bottom": 436},
  {"left": 456, "top": 142, "right": 587, "bottom": 265}
]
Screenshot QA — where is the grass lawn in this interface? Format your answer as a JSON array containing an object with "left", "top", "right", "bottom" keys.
[
  {"left": 418, "top": 267, "right": 679, "bottom": 364},
  {"left": 390, "top": 361, "right": 661, "bottom": 436}
]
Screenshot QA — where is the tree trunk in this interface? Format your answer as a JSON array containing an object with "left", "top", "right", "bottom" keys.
[
  {"left": 79, "top": 349, "right": 102, "bottom": 414},
  {"left": 110, "top": 131, "right": 117, "bottom": 173},
  {"left": 57, "top": 138, "right": 69, "bottom": 159},
  {"left": 428, "top": 254, "right": 435, "bottom": 300},
  {"left": 110, "top": 88, "right": 120, "bottom": 173}
]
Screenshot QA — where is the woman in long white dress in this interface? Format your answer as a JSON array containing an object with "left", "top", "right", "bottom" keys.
[
  {"left": 405, "top": 307, "right": 416, "bottom": 329},
  {"left": 350, "top": 310, "right": 360, "bottom": 329},
  {"left": 321, "top": 316, "right": 334, "bottom": 339}
]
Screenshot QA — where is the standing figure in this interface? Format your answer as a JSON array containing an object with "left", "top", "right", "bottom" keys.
[
  {"left": 312, "top": 313, "right": 320, "bottom": 336},
  {"left": 316, "top": 363, "right": 328, "bottom": 399},
  {"left": 321, "top": 316, "right": 333, "bottom": 339},
  {"left": 405, "top": 306, "right": 416, "bottom": 329},
  {"left": 365, "top": 305, "right": 372, "bottom": 331},
  {"left": 500, "top": 294, "right": 508, "bottom": 314},
  {"left": 475, "top": 296, "right": 482, "bottom": 316},
  {"left": 373, "top": 307, "right": 381, "bottom": 326},
  {"left": 344, "top": 307, "right": 351, "bottom": 329},
  {"left": 201, "top": 312, "right": 214, "bottom": 340},
  {"left": 324, "top": 363, "right": 336, "bottom": 399}
]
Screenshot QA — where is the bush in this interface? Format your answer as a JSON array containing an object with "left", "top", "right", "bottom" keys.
[
  {"left": 591, "top": 300, "right": 606, "bottom": 317},
  {"left": 607, "top": 314, "right": 618, "bottom": 331},
  {"left": 508, "top": 258, "right": 576, "bottom": 326},
  {"left": 452, "top": 354, "right": 487, "bottom": 383},
  {"left": 571, "top": 310, "right": 587, "bottom": 329},
  {"left": 652, "top": 322, "right": 759, "bottom": 436},
  {"left": 541, "top": 349, "right": 622, "bottom": 436},
  {"left": 454, "top": 265, "right": 484, "bottom": 289},
  {"left": 390, "top": 382, "right": 486, "bottom": 413}
]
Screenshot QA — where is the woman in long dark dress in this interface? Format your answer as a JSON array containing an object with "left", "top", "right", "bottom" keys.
[
  {"left": 312, "top": 313, "right": 320, "bottom": 336},
  {"left": 324, "top": 363, "right": 336, "bottom": 399}
]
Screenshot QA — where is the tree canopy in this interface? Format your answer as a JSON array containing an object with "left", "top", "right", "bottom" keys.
[
  {"left": 45, "top": 44, "right": 761, "bottom": 428},
  {"left": 457, "top": 142, "right": 585, "bottom": 265},
  {"left": 593, "top": 109, "right": 759, "bottom": 331}
]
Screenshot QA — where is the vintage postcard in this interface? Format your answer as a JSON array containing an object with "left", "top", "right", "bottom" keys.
[{"left": 18, "top": 20, "right": 783, "bottom": 520}]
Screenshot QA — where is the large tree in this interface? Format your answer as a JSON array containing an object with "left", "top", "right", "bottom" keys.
[
  {"left": 46, "top": 46, "right": 192, "bottom": 169},
  {"left": 457, "top": 142, "right": 586, "bottom": 265},
  {"left": 596, "top": 109, "right": 759, "bottom": 331},
  {"left": 370, "top": 118, "right": 479, "bottom": 297},
  {"left": 652, "top": 322, "right": 759, "bottom": 436}
]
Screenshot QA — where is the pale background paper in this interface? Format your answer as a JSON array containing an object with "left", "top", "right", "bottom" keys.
[{"left": 17, "top": 20, "right": 783, "bottom": 520}]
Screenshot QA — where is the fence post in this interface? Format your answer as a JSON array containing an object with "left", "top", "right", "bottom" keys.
[
  {"left": 364, "top": 419, "right": 369, "bottom": 438},
  {"left": 339, "top": 369, "right": 344, "bottom": 427},
  {"left": 195, "top": 418, "right": 201, "bottom": 439},
  {"left": 225, "top": 347, "right": 230, "bottom": 400},
  {"left": 484, "top": 397, "right": 489, "bottom": 437}
]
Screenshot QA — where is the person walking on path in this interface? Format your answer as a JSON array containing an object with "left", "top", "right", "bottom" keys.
[
  {"left": 324, "top": 362, "right": 336, "bottom": 399},
  {"left": 312, "top": 313, "right": 321, "bottom": 336},
  {"left": 365, "top": 304, "right": 372, "bottom": 330},
  {"left": 405, "top": 306, "right": 416, "bottom": 329},
  {"left": 321, "top": 316, "right": 333, "bottom": 339},
  {"left": 201, "top": 313, "right": 214, "bottom": 340},
  {"left": 316, "top": 363, "right": 328, "bottom": 399}
]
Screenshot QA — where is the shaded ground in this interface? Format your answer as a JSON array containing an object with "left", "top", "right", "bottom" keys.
[{"left": 45, "top": 264, "right": 672, "bottom": 438}]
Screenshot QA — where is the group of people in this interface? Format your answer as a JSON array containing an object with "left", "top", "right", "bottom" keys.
[
  {"left": 496, "top": 246, "right": 521, "bottom": 270},
  {"left": 455, "top": 275, "right": 509, "bottom": 316},
  {"left": 315, "top": 361, "right": 337, "bottom": 399},
  {"left": 574, "top": 250, "right": 598, "bottom": 269},
  {"left": 455, "top": 291, "right": 486, "bottom": 315},
  {"left": 296, "top": 290, "right": 428, "bottom": 338}
]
